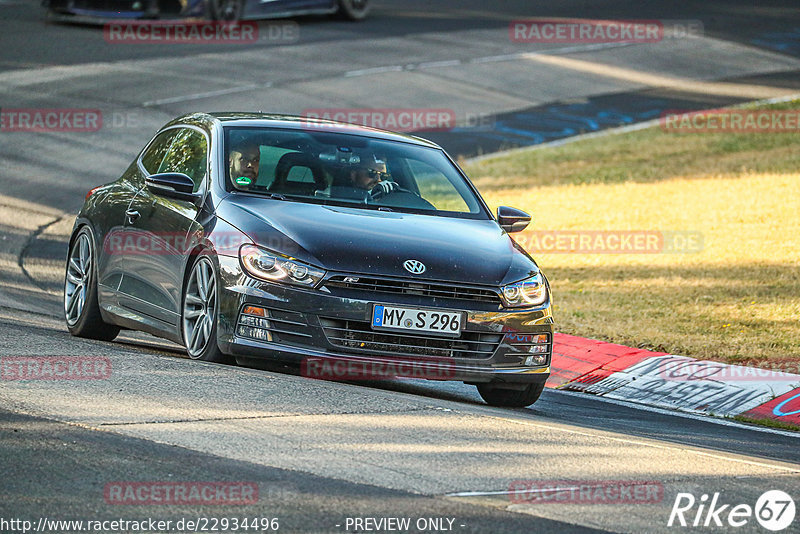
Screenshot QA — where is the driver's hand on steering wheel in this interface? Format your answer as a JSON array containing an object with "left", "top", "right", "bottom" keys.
[{"left": 370, "top": 180, "right": 400, "bottom": 199}]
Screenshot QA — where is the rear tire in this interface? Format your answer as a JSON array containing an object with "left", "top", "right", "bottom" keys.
[
  {"left": 64, "top": 227, "right": 120, "bottom": 341},
  {"left": 477, "top": 382, "right": 545, "bottom": 408},
  {"left": 337, "top": 0, "right": 370, "bottom": 20},
  {"left": 182, "top": 253, "right": 231, "bottom": 363}
]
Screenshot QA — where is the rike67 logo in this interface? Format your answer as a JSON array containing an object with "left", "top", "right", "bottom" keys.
[{"left": 668, "top": 490, "right": 795, "bottom": 531}]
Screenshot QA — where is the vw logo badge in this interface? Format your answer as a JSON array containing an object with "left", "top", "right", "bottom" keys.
[{"left": 403, "top": 259, "right": 426, "bottom": 274}]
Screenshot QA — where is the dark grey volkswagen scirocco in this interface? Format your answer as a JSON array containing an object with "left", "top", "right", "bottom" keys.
[{"left": 65, "top": 112, "right": 553, "bottom": 407}]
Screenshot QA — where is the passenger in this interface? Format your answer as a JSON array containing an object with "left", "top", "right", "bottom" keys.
[{"left": 229, "top": 141, "right": 261, "bottom": 189}]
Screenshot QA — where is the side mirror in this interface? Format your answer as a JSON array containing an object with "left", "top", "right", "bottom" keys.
[
  {"left": 497, "top": 206, "right": 531, "bottom": 233},
  {"left": 146, "top": 172, "right": 201, "bottom": 205}
]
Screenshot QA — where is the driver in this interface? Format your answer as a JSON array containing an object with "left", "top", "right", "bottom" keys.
[
  {"left": 229, "top": 140, "right": 260, "bottom": 189},
  {"left": 348, "top": 155, "right": 400, "bottom": 199}
]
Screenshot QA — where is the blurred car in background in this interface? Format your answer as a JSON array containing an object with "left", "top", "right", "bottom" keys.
[{"left": 43, "top": 0, "right": 370, "bottom": 22}]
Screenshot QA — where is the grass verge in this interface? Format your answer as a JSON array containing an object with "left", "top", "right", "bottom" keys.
[
  {"left": 731, "top": 414, "right": 800, "bottom": 433},
  {"left": 462, "top": 99, "right": 800, "bottom": 366}
]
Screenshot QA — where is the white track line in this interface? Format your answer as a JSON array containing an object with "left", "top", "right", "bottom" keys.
[
  {"left": 142, "top": 83, "right": 269, "bottom": 107},
  {"left": 344, "top": 65, "right": 404, "bottom": 77}
]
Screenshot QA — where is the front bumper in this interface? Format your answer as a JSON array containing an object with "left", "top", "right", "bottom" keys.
[{"left": 216, "top": 256, "right": 553, "bottom": 386}]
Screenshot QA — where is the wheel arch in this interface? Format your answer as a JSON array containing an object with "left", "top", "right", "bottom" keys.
[
  {"left": 181, "top": 243, "right": 216, "bottom": 293},
  {"left": 68, "top": 218, "right": 93, "bottom": 248}
]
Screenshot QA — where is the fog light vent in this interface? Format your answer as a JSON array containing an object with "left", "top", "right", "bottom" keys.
[
  {"left": 237, "top": 305, "right": 272, "bottom": 342},
  {"left": 505, "top": 332, "right": 550, "bottom": 366},
  {"left": 524, "top": 354, "right": 548, "bottom": 366}
]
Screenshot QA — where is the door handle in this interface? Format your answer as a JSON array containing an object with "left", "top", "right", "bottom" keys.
[{"left": 125, "top": 209, "right": 140, "bottom": 224}]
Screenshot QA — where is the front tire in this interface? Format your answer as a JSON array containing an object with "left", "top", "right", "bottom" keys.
[
  {"left": 477, "top": 382, "right": 545, "bottom": 408},
  {"left": 182, "top": 253, "right": 230, "bottom": 363},
  {"left": 64, "top": 227, "right": 120, "bottom": 341},
  {"left": 337, "top": 0, "right": 370, "bottom": 20}
]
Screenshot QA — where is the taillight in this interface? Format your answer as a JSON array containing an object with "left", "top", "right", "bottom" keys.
[{"left": 85, "top": 186, "right": 101, "bottom": 201}]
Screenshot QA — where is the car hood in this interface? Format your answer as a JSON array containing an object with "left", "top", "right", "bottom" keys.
[{"left": 217, "top": 195, "right": 538, "bottom": 285}]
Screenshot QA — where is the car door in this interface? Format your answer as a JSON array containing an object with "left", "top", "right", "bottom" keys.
[
  {"left": 117, "top": 126, "right": 209, "bottom": 328},
  {"left": 101, "top": 128, "right": 179, "bottom": 304}
]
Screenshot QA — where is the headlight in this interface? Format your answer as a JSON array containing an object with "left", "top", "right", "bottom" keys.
[
  {"left": 501, "top": 273, "right": 547, "bottom": 308},
  {"left": 239, "top": 244, "right": 325, "bottom": 288}
]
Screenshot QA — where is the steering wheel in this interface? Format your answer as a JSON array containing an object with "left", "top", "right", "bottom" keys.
[{"left": 370, "top": 184, "right": 413, "bottom": 199}]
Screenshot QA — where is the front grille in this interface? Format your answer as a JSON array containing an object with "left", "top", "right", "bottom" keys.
[
  {"left": 324, "top": 275, "right": 502, "bottom": 305},
  {"left": 320, "top": 318, "right": 502, "bottom": 359}
]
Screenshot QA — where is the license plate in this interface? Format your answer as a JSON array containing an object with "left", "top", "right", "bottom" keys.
[{"left": 371, "top": 304, "right": 463, "bottom": 337}]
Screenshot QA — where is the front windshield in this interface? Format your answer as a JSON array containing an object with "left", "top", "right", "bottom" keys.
[{"left": 223, "top": 126, "right": 487, "bottom": 218}]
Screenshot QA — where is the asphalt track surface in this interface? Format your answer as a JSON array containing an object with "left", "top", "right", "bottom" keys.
[{"left": 1, "top": 1, "right": 800, "bottom": 533}]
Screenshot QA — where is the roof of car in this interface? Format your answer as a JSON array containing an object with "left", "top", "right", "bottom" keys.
[{"left": 167, "top": 112, "right": 444, "bottom": 149}]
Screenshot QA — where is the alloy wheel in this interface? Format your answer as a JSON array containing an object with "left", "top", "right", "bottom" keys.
[
  {"left": 183, "top": 257, "right": 217, "bottom": 359},
  {"left": 65, "top": 232, "right": 91, "bottom": 326}
]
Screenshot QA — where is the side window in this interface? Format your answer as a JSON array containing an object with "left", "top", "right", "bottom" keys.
[
  {"left": 157, "top": 129, "right": 208, "bottom": 192},
  {"left": 286, "top": 166, "right": 315, "bottom": 183},
  {"left": 140, "top": 130, "right": 179, "bottom": 175}
]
